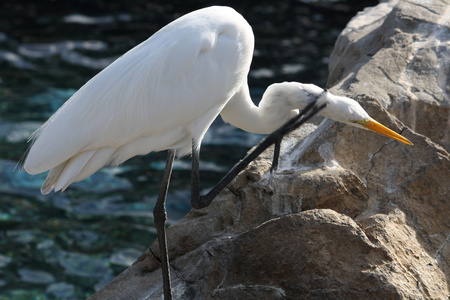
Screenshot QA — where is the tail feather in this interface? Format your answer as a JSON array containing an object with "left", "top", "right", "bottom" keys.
[
  {"left": 41, "top": 147, "right": 118, "bottom": 194},
  {"left": 54, "top": 150, "right": 96, "bottom": 192},
  {"left": 71, "top": 147, "right": 117, "bottom": 183},
  {"left": 41, "top": 162, "right": 67, "bottom": 195}
]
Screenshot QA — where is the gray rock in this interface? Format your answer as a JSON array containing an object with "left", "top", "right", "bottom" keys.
[{"left": 328, "top": 0, "right": 450, "bottom": 151}]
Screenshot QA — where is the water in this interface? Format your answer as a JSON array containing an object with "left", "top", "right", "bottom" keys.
[{"left": 0, "top": 0, "right": 377, "bottom": 298}]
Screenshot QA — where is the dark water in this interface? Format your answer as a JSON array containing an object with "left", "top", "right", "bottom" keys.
[{"left": 0, "top": 0, "right": 377, "bottom": 298}]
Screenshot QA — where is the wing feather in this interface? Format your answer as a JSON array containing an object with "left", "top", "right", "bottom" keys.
[{"left": 24, "top": 7, "right": 254, "bottom": 188}]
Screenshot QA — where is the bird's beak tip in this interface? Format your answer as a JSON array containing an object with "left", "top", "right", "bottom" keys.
[{"left": 364, "top": 119, "right": 413, "bottom": 145}]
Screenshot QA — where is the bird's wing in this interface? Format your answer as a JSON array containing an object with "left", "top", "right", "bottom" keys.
[{"left": 24, "top": 7, "right": 254, "bottom": 175}]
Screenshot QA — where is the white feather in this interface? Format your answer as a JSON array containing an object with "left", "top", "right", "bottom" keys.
[
  {"left": 24, "top": 6, "right": 253, "bottom": 184},
  {"left": 24, "top": 6, "right": 410, "bottom": 194}
]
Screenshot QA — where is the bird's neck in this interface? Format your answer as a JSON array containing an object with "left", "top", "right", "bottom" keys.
[
  {"left": 220, "top": 83, "right": 289, "bottom": 134},
  {"left": 220, "top": 82, "right": 322, "bottom": 134}
]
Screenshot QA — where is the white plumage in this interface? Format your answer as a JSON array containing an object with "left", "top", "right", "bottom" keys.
[{"left": 24, "top": 6, "right": 412, "bottom": 195}]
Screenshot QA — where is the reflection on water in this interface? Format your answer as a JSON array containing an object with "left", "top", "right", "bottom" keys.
[{"left": 0, "top": 0, "right": 377, "bottom": 298}]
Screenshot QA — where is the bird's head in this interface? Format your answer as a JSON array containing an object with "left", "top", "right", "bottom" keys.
[{"left": 318, "top": 92, "right": 413, "bottom": 145}]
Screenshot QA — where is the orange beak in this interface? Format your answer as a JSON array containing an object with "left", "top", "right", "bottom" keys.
[{"left": 358, "top": 118, "right": 413, "bottom": 145}]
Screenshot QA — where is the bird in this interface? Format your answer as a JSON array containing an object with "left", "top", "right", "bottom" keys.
[{"left": 22, "top": 6, "right": 413, "bottom": 299}]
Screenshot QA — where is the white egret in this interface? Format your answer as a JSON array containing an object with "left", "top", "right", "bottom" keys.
[{"left": 23, "top": 6, "right": 412, "bottom": 299}]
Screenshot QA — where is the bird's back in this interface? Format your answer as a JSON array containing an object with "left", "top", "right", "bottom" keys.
[{"left": 23, "top": 6, "right": 254, "bottom": 193}]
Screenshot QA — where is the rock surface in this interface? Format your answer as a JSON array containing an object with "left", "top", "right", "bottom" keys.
[
  {"left": 89, "top": 0, "right": 449, "bottom": 299},
  {"left": 328, "top": 0, "right": 450, "bottom": 151}
]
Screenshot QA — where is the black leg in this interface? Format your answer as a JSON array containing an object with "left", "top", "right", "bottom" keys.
[
  {"left": 191, "top": 102, "right": 326, "bottom": 209},
  {"left": 271, "top": 138, "right": 282, "bottom": 172},
  {"left": 153, "top": 149, "right": 175, "bottom": 300},
  {"left": 191, "top": 144, "right": 201, "bottom": 208}
]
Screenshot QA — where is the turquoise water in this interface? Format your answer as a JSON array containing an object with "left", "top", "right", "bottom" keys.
[{"left": 0, "top": 1, "right": 376, "bottom": 298}]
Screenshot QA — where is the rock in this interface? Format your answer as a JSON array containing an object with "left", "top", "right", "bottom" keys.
[
  {"left": 89, "top": 1, "right": 449, "bottom": 299},
  {"left": 328, "top": 0, "right": 450, "bottom": 151}
]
